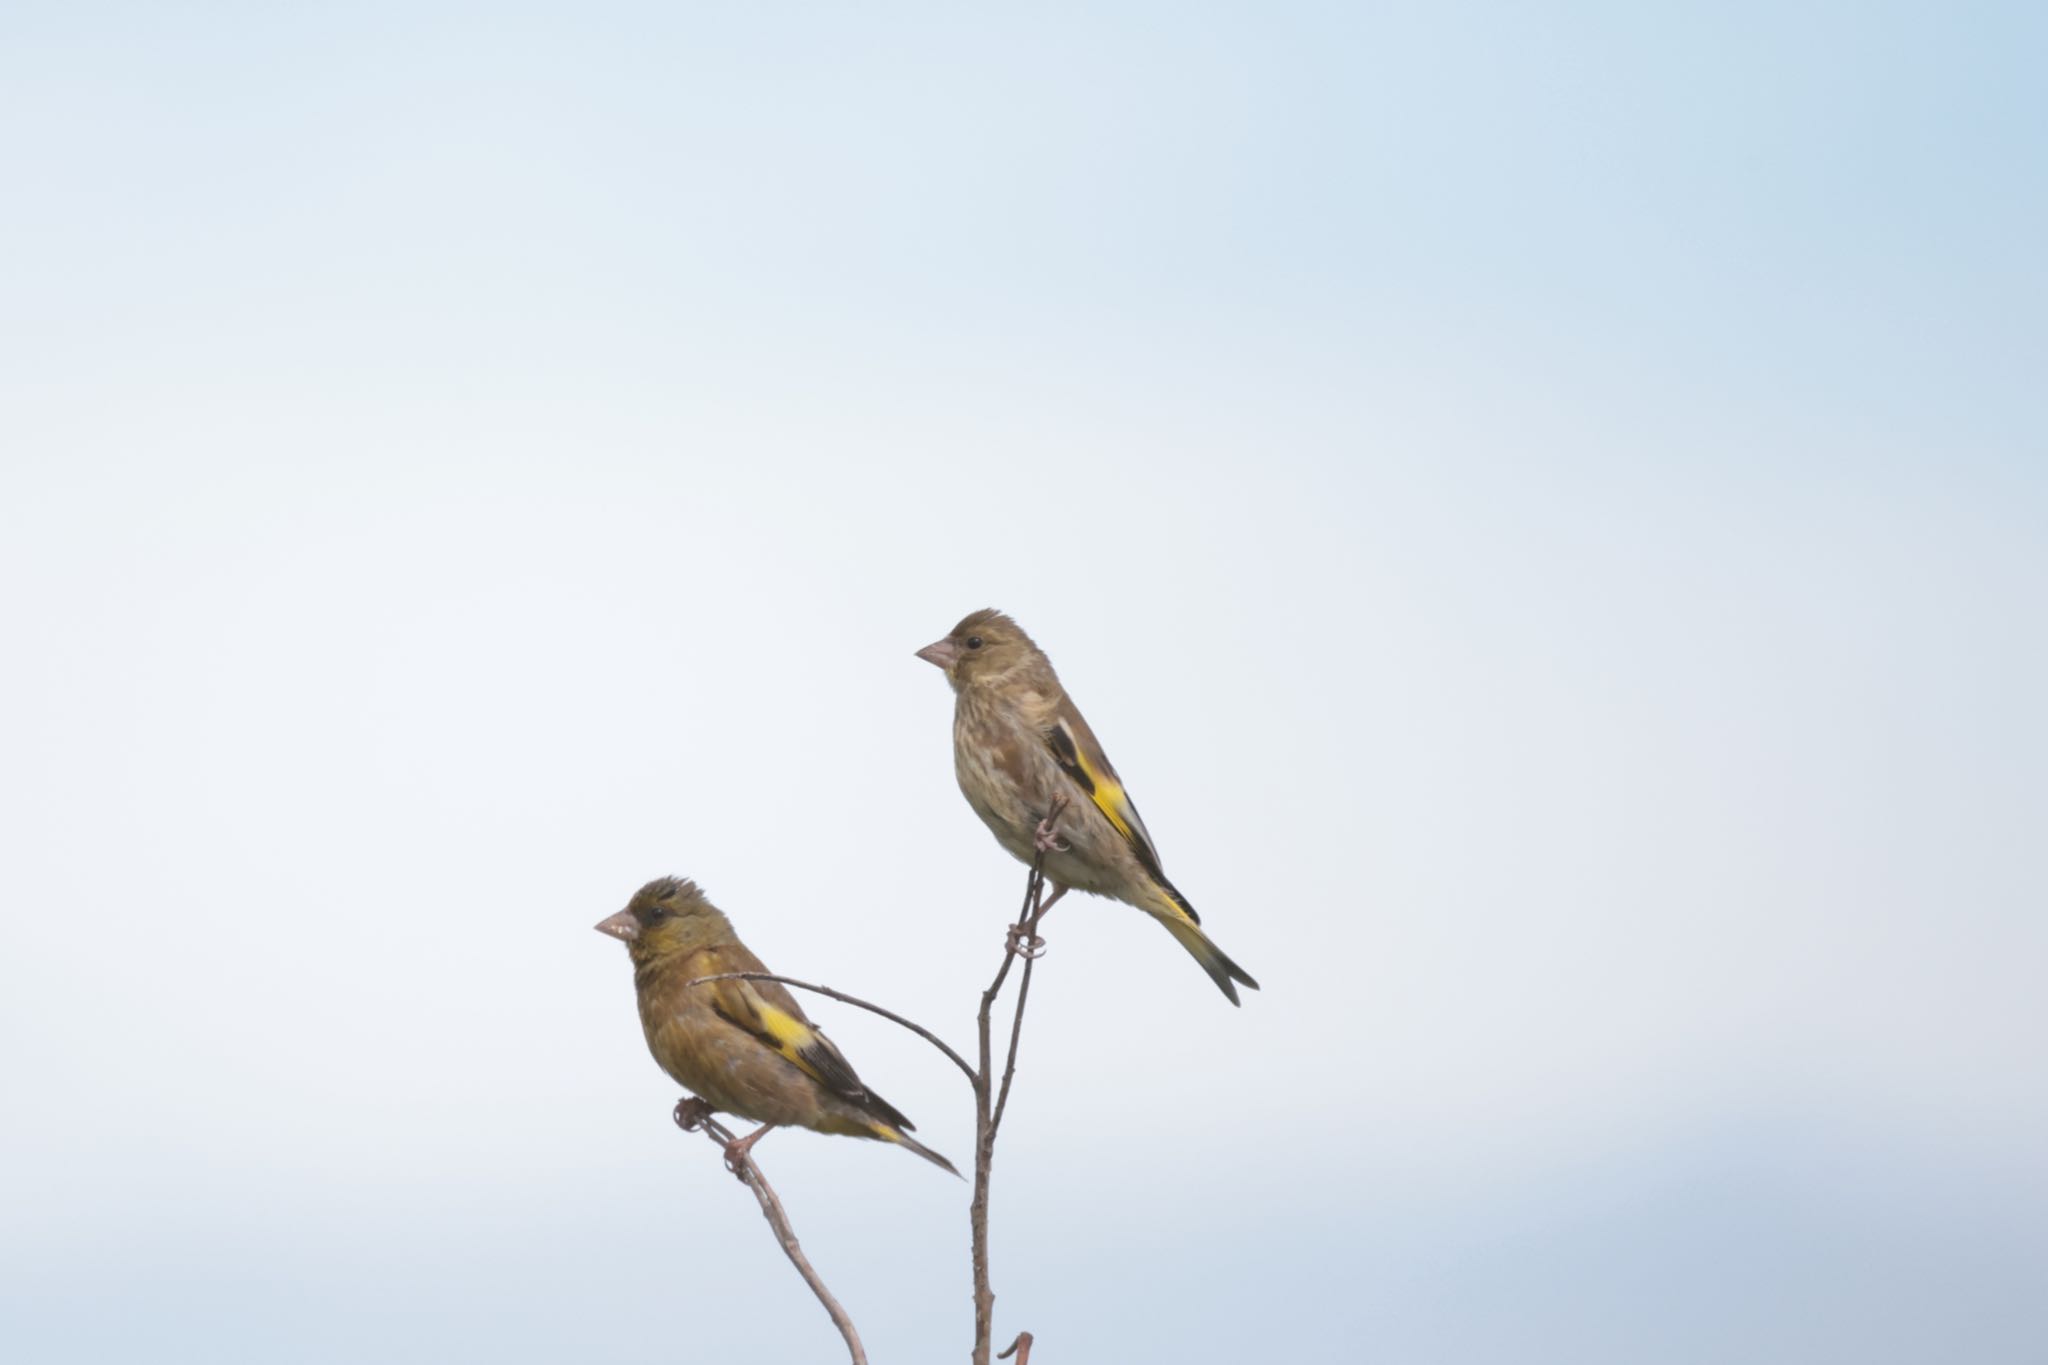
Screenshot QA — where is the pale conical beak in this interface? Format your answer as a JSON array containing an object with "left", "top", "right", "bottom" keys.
[
  {"left": 916, "top": 638, "right": 961, "bottom": 670},
  {"left": 594, "top": 909, "right": 640, "bottom": 942}
]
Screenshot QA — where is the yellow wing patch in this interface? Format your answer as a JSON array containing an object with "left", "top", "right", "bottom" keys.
[
  {"left": 753, "top": 1001, "right": 823, "bottom": 1076},
  {"left": 1078, "top": 756, "right": 1143, "bottom": 845},
  {"left": 712, "top": 979, "right": 870, "bottom": 1103},
  {"left": 1047, "top": 716, "right": 1162, "bottom": 873}
]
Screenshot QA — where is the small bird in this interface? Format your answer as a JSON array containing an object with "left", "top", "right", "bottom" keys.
[
  {"left": 595, "top": 876, "right": 957, "bottom": 1174},
  {"left": 916, "top": 609, "right": 1259, "bottom": 1004}
]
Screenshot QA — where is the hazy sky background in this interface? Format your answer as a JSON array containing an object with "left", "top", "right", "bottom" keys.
[{"left": 4, "top": 4, "right": 2044, "bottom": 1361}]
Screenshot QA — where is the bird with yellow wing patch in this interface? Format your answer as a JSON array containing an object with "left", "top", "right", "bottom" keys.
[
  {"left": 916, "top": 609, "right": 1260, "bottom": 1005},
  {"left": 596, "top": 877, "right": 957, "bottom": 1173}
]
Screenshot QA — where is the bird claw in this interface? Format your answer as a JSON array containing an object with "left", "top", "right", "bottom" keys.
[
  {"left": 721, "top": 1124, "right": 774, "bottom": 1179},
  {"left": 1032, "top": 795, "right": 1071, "bottom": 852},
  {"left": 673, "top": 1097, "right": 715, "bottom": 1132},
  {"left": 1006, "top": 923, "right": 1047, "bottom": 959}
]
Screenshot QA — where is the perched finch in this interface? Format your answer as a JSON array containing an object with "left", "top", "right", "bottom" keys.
[
  {"left": 917, "top": 609, "right": 1259, "bottom": 1005},
  {"left": 596, "top": 877, "right": 957, "bottom": 1174}
]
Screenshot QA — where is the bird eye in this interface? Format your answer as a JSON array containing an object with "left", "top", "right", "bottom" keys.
[{"left": 966, "top": 636, "right": 984, "bottom": 649}]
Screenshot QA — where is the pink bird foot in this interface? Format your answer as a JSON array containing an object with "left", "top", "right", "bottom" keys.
[{"left": 723, "top": 1123, "right": 776, "bottom": 1176}]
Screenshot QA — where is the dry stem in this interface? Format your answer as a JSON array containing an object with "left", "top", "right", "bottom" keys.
[
  {"left": 972, "top": 793, "right": 1066, "bottom": 1365},
  {"left": 674, "top": 1103, "right": 867, "bottom": 1365}
]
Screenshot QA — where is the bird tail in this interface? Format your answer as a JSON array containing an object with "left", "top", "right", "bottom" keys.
[
  {"left": 876, "top": 1124, "right": 961, "bottom": 1178},
  {"left": 1155, "top": 899, "right": 1260, "bottom": 1006}
]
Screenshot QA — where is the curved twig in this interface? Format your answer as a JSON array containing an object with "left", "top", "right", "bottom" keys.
[
  {"left": 677, "top": 1105, "right": 867, "bottom": 1365},
  {"left": 680, "top": 971, "right": 978, "bottom": 1086}
]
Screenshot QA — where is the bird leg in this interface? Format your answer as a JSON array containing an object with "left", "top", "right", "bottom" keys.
[
  {"left": 1033, "top": 794, "right": 1071, "bottom": 852},
  {"left": 673, "top": 1096, "right": 716, "bottom": 1132},
  {"left": 723, "top": 1123, "right": 777, "bottom": 1175},
  {"left": 1032, "top": 812, "right": 1070, "bottom": 853}
]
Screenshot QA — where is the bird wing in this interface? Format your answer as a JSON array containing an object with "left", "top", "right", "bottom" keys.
[
  {"left": 702, "top": 954, "right": 914, "bottom": 1128},
  {"left": 1044, "top": 696, "right": 1175, "bottom": 892},
  {"left": 710, "top": 976, "right": 863, "bottom": 1097}
]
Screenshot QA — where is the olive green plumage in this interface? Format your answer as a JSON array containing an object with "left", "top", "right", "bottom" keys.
[
  {"left": 916, "top": 609, "right": 1259, "bottom": 1004},
  {"left": 596, "top": 877, "right": 956, "bottom": 1174}
]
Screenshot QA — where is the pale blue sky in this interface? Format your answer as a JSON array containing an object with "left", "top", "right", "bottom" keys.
[{"left": 3, "top": 4, "right": 2044, "bottom": 1362}]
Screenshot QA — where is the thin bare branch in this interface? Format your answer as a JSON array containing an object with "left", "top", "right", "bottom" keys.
[
  {"left": 680, "top": 970, "right": 978, "bottom": 1087},
  {"left": 992, "top": 794, "right": 1068, "bottom": 1132},
  {"left": 989, "top": 882, "right": 1040, "bottom": 1134},
  {"left": 674, "top": 1102, "right": 866, "bottom": 1365},
  {"left": 998, "top": 1331, "right": 1035, "bottom": 1363},
  {"left": 971, "top": 793, "right": 1065, "bottom": 1365},
  {"left": 971, "top": 955, "right": 1000, "bottom": 1365},
  {"left": 991, "top": 867, "right": 1055, "bottom": 1135}
]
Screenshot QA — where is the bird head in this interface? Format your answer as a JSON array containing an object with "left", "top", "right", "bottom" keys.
[
  {"left": 594, "top": 876, "right": 730, "bottom": 963},
  {"left": 916, "top": 608, "right": 1042, "bottom": 689}
]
